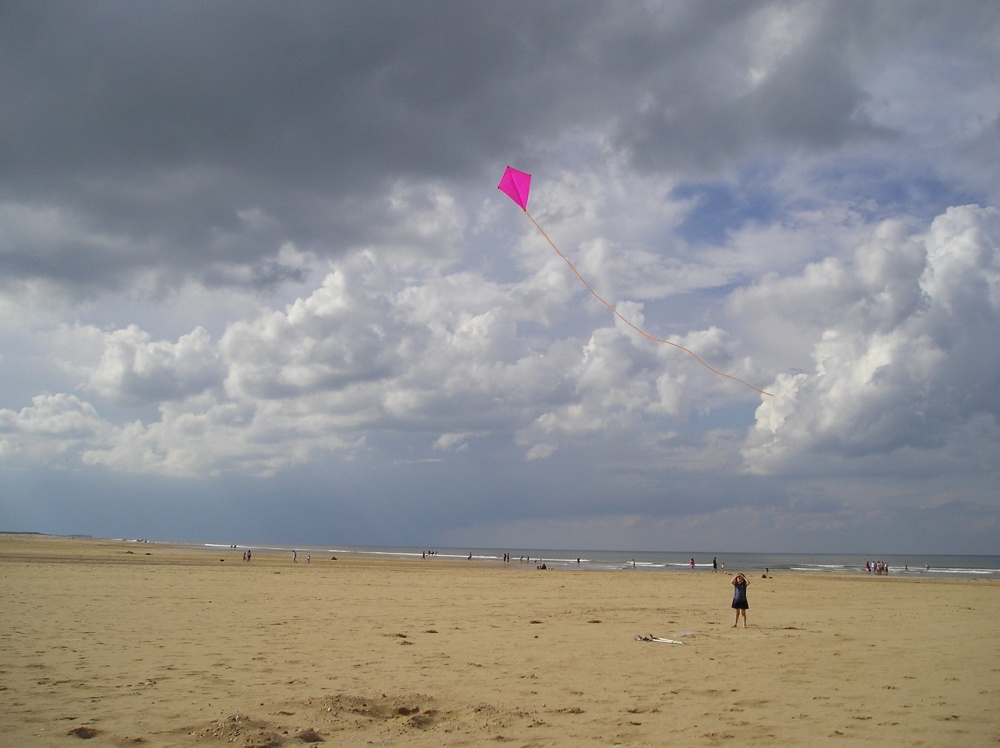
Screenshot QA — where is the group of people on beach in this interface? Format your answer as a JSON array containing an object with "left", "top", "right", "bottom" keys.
[{"left": 866, "top": 560, "right": 890, "bottom": 575}]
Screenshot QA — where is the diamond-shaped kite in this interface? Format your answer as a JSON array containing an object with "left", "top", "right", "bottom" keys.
[{"left": 497, "top": 166, "right": 532, "bottom": 211}]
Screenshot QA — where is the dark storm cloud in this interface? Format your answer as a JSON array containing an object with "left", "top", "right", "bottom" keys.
[
  {"left": 0, "top": 2, "right": 630, "bottom": 193},
  {"left": 1, "top": 1, "right": 994, "bottom": 295},
  {"left": 0, "top": 4, "right": 858, "bottom": 288},
  {"left": 3, "top": 3, "right": 511, "bottom": 179},
  {"left": 1, "top": 1, "right": 616, "bottom": 292},
  {"left": 615, "top": 4, "right": 898, "bottom": 172}
]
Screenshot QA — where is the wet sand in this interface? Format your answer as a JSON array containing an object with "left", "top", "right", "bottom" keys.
[{"left": 2, "top": 534, "right": 998, "bottom": 746}]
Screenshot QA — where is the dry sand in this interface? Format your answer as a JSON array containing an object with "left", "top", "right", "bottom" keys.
[{"left": 1, "top": 534, "right": 998, "bottom": 747}]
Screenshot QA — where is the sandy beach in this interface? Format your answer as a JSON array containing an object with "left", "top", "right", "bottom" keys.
[{"left": 1, "top": 535, "right": 997, "bottom": 747}]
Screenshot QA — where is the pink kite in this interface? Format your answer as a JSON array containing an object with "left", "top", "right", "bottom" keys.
[
  {"left": 498, "top": 166, "right": 772, "bottom": 397},
  {"left": 497, "top": 166, "right": 531, "bottom": 211}
]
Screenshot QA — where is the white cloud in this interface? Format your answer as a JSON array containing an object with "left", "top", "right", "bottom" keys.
[
  {"left": 743, "top": 205, "right": 1000, "bottom": 473},
  {"left": 73, "top": 324, "right": 225, "bottom": 404},
  {"left": 0, "top": 393, "right": 112, "bottom": 463},
  {"left": 0, "top": 194, "right": 770, "bottom": 476},
  {"left": 78, "top": 395, "right": 364, "bottom": 477}
]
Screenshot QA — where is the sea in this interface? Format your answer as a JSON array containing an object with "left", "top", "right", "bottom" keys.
[{"left": 192, "top": 542, "right": 1000, "bottom": 580}]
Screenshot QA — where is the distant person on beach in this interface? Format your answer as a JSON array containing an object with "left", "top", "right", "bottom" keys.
[
  {"left": 690, "top": 558, "right": 695, "bottom": 570},
  {"left": 713, "top": 557, "right": 718, "bottom": 572},
  {"left": 731, "top": 573, "right": 749, "bottom": 627}
]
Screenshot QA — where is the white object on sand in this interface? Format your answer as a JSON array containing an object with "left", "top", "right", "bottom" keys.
[{"left": 635, "top": 634, "right": 684, "bottom": 644}]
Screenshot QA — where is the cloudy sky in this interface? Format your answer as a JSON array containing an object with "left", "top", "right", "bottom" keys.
[{"left": 2, "top": 1, "right": 998, "bottom": 553}]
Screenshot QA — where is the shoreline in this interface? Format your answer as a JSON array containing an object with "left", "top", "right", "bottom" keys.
[
  {"left": 5, "top": 531, "right": 998, "bottom": 579},
  {"left": 94, "top": 534, "right": 1000, "bottom": 579}
]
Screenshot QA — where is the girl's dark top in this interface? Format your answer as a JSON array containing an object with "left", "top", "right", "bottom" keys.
[{"left": 732, "top": 579, "right": 749, "bottom": 609}]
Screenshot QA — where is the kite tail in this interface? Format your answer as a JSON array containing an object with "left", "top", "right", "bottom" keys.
[{"left": 524, "top": 211, "right": 773, "bottom": 398}]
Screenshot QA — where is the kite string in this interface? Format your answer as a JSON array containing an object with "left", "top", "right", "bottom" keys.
[{"left": 524, "top": 210, "right": 773, "bottom": 397}]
